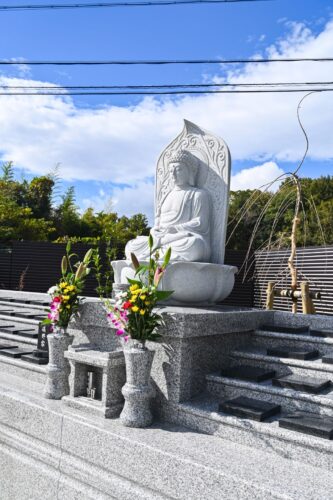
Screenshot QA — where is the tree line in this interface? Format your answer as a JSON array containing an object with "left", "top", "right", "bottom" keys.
[{"left": 0, "top": 162, "right": 332, "bottom": 251}]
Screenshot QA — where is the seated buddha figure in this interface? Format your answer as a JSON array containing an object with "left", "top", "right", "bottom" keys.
[{"left": 125, "top": 150, "right": 211, "bottom": 262}]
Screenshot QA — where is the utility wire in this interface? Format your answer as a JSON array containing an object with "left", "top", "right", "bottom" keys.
[
  {"left": 2, "top": 81, "right": 333, "bottom": 90},
  {"left": 0, "top": 0, "right": 275, "bottom": 12},
  {"left": 1, "top": 88, "right": 332, "bottom": 95},
  {"left": 1, "top": 57, "right": 333, "bottom": 65}
]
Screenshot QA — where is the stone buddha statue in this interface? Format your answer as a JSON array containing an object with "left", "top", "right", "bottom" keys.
[
  {"left": 125, "top": 150, "right": 211, "bottom": 262},
  {"left": 112, "top": 120, "right": 237, "bottom": 306}
]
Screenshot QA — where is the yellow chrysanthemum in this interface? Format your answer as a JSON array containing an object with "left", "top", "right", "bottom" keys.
[
  {"left": 62, "top": 295, "right": 70, "bottom": 302},
  {"left": 66, "top": 305, "right": 71, "bottom": 309},
  {"left": 60, "top": 282, "right": 67, "bottom": 289},
  {"left": 139, "top": 309, "right": 145, "bottom": 315},
  {"left": 132, "top": 306, "right": 139, "bottom": 313},
  {"left": 130, "top": 284, "right": 139, "bottom": 292},
  {"left": 145, "top": 301, "right": 150, "bottom": 306},
  {"left": 67, "top": 285, "right": 75, "bottom": 292},
  {"left": 140, "top": 294, "right": 146, "bottom": 300}
]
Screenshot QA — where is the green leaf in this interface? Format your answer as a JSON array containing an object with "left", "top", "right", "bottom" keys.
[
  {"left": 148, "top": 234, "right": 153, "bottom": 249},
  {"left": 66, "top": 241, "right": 71, "bottom": 254},
  {"left": 155, "top": 290, "right": 174, "bottom": 301},
  {"left": 75, "top": 262, "right": 85, "bottom": 280},
  {"left": 127, "top": 278, "right": 142, "bottom": 286},
  {"left": 61, "top": 255, "right": 68, "bottom": 275},
  {"left": 83, "top": 248, "right": 93, "bottom": 264},
  {"left": 162, "top": 247, "right": 172, "bottom": 268},
  {"left": 135, "top": 264, "right": 148, "bottom": 276},
  {"left": 41, "top": 318, "right": 52, "bottom": 325}
]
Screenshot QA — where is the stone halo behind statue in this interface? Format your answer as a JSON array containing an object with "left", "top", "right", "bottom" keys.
[{"left": 112, "top": 120, "right": 237, "bottom": 306}]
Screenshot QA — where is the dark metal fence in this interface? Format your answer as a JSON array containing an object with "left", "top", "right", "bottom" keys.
[
  {"left": 0, "top": 242, "right": 254, "bottom": 306},
  {"left": 2, "top": 242, "right": 332, "bottom": 314},
  {"left": 254, "top": 246, "right": 333, "bottom": 316},
  {"left": 0, "top": 241, "right": 124, "bottom": 297}
]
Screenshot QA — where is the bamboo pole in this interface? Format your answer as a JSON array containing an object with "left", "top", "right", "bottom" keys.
[
  {"left": 266, "top": 281, "right": 275, "bottom": 310},
  {"left": 288, "top": 175, "right": 302, "bottom": 313}
]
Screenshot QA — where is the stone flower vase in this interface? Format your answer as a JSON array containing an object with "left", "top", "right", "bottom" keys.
[
  {"left": 120, "top": 340, "right": 155, "bottom": 428},
  {"left": 44, "top": 325, "right": 74, "bottom": 400}
]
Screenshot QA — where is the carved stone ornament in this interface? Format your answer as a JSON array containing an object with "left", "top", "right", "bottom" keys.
[{"left": 156, "top": 119, "right": 231, "bottom": 264}]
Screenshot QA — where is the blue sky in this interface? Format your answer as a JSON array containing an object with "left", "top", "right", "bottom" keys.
[{"left": 0, "top": 0, "right": 332, "bottom": 221}]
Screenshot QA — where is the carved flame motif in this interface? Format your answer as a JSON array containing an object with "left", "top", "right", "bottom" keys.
[{"left": 155, "top": 120, "right": 231, "bottom": 264}]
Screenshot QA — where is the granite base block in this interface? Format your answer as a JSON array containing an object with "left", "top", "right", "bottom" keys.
[{"left": 2, "top": 381, "right": 333, "bottom": 499}]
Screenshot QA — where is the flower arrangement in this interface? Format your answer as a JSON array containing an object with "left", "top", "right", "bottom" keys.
[
  {"left": 107, "top": 235, "right": 173, "bottom": 344},
  {"left": 44, "top": 242, "right": 93, "bottom": 330}
]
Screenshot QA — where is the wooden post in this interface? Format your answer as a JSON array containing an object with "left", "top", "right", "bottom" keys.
[
  {"left": 266, "top": 281, "right": 275, "bottom": 310},
  {"left": 301, "top": 281, "right": 315, "bottom": 315},
  {"left": 288, "top": 175, "right": 301, "bottom": 314}
]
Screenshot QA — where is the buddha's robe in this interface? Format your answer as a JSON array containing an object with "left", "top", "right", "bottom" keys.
[{"left": 125, "top": 186, "right": 211, "bottom": 262}]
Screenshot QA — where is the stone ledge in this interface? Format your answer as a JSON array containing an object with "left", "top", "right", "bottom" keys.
[{"left": 1, "top": 380, "right": 333, "bottom": 499}]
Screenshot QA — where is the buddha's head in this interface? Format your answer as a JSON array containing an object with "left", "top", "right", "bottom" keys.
[{"left": 168, "top": 150, "right": 198, "bottom": 187}]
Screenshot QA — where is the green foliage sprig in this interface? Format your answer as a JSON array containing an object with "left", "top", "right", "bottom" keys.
[
  {"left": 43, "top": 242, "right": 93, "bottom": 329},
  {"left": 106, "top": 237, "right": 173, "bottom": 344}
]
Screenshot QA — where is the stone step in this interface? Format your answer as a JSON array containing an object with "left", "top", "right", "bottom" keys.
[
  {"left": 0, "top": 347, "right": 35, "bottom": 359},
  {"left": 323, "top": 355, "right": 333, "bottom": 365},
  {"left": 11, "top": 311, "right": 46, "bottom": 321},
  {"left": 219, "top": 396, "right": 281, "bottom": 422},
  {"left": 0, "top": 330, "right": 38, "bottom": 349},
  {"left": 253, "top": 330, "right": 333, "bottom": 356},
  {"left": 279, "top": 412, "right": 333, "bottom": 440},
  {"left": 206, "top": 373, "right": 333, "bottom": 417},
  {"left": 0, "top": 297, "right": 49, "bottom": 307},
  {"left": 174, "top": 395, "right": 333, "bottom": 472},
  {"left": 0, "top": 298, "right": 49, "bottom": 309},
  {"left": 260, "top": 324, "right": 309, "bottom": 334},
  {"left": 310, "top": 329, "right": 333, "bottom": 339},
  {"left": 0, "top": 313, "right": 41, "bottom": 326},
  {"left": 0, "top": 324, "right": 38, "bottom": 337},
  {"left": 0, "top": 329, "right": 39, "bottom": 340},
  {"left": 220, "top": 365, "right": 276, "bottom": 383},
  {"left": 0, "top": 343, "right": 18, "bottom": 350},
  {"left": 21, "top": 353, "right": 48, "bottom": 365},
  {"left": 266, "top": 347, "right": 319, "bottom": 361},
  {"left": 231, "top": 349, "right": 333, "bottom": 381},
  {"left": 272, "top": 374, "right": 331, "bottom": 394}
]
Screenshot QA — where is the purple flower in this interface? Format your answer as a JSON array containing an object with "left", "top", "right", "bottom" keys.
[{"left": 116, "top": 329, "right": 125, "bottom": 336}]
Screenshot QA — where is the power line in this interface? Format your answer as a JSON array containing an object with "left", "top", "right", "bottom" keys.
[
  {"left": 2, "top": 57, "right": 333, "bottom": 66},
  {"left": 0, "top": 0, "right": 275, "bottom": 12},
  {"left": 2, "top": 81, "right": 333, "bottom": 90},
  {"left": 1, "top": 88, "right": 332, "bottom": 95}
]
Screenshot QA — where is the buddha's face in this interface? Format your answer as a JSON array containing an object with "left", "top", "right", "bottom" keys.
[{"left": 170, "top": 162, "right": 190, "bottom": 187}]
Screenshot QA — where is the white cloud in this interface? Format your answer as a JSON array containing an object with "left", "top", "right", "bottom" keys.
[
  {"left": 0, "top": 20, "right": 332, "bottom": 197},
  {"left": 231, "top": 162, "right": 285, "bottom": 191},
  {"left": 111, "top": 181, "right": 155, "bottom": 223}
]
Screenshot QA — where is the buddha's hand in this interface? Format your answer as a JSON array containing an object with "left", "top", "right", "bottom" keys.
[{"left": 165, "top": 226, "right": 178, "bottom": 234}]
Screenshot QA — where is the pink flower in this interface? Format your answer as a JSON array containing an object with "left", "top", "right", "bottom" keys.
[
  {"left": 116, "top": 329, "right": 125, "bottom": 336},
  {"left": 53, "top": 296, "right": 61, "bottom": 303},
  {"left": 124, "top": 335, "right": 129, "bottom": 343},
  {"left": 154, "top": 266, "right": 165, "bottom": 286}
]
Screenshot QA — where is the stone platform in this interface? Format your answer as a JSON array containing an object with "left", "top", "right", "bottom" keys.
[
  {"left": 1, "top": 372, "right": 333, "bottom": 500},
  {"left": 2, "top": 290, "right": 333, "bottom": 498}
]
